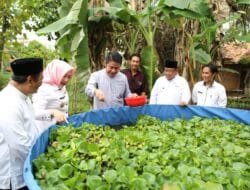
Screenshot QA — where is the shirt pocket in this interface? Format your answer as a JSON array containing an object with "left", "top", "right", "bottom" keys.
[{"left": 207, "top": 91, "right": 217, "bottom": 103}]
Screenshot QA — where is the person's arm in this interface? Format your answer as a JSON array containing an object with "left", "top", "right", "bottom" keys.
[
  {"left": 32, "top": 87, "right": 55, "bottom": 121},
  {"left": 217, "top": 85, "right": 227, "bottom": 107},
  {"left": 85, "top": 72, "right": 98, "bottom": 97},
  {"left": 180, "top": 79, "right": 191, "bottom": 106},
  {"left": 85, "top": 72, "right": 105, "bottom": 101},
  {"left": 32, "top": 86, "right": 67, "bottom": 123},
  {"left": 0, "top": 107, "right": 33, "bottom": 157},
  {"left": 149, "top": 79, "right": 159, "bottom": 104},
  {"left": 124, "top": 76, "right": 132, "bottom": 97},
  {"left": 141, "top": 75, "right": 149, "bottom": 96},
  {"left": 192, "top": 83, "right": 198, "bottom": 105}
]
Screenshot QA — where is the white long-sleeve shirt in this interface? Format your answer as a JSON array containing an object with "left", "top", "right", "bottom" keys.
[
  {"left": 0, "top": 84, "right": 39, "bottom": 190},
  {"left": 192, "top": 81, "right": 227, "bottom": 107},
  {"left": 32, "top": 83, "right": 69, "bottom": 134},
  {"left": 85, "top": 69, "right": 131, "bottom": 110},
  {"left": 149, "top": 74, "right": 191, "bottom": 105}
]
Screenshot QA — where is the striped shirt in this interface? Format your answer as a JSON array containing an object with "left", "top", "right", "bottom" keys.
[{"left": 85, "top": 69, "right": 131, "bottom": 110}]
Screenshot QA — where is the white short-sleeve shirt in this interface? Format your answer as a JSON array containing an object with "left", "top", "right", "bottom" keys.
[
  {"left": 192, "top": 81, "right": 227, "bottom": 107},
  {"left": 149, "top": 75, "right": 191, "bottom": 105}
]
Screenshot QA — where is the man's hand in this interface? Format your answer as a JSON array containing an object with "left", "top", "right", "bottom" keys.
[
  {"left": 128, "top": 93, "right": 138, "bottom": 97},
  {"left": 179, "top": 101, "right": 188, "bottom": 106},
  {"left": 50, "top": 109, "right": 67, "bottom": 123},
  {"left": 95, "top": 89, "right": 105, "bottom": 101}
]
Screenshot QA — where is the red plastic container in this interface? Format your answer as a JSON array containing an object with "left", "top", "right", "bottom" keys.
[{"left": 125, "top": 96, "right": 147, "bottom": 107}]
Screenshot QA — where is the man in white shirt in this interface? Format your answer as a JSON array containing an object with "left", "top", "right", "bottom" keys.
[
  {"left": 149, "top": 60, "right": 191, "bottom": 105},
  {"left": 0, "top": 58, "right": 43, "bottom": 190},
  {"left": 85, "top": 51, "right": 132, "bottom": 110},
  {"left": 192, "top": 63, "right": 227, "bottom": 107}
]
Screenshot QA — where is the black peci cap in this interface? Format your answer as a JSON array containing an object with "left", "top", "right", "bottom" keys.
[
  {"left": 165, "top": 60, "right": 177, "bottom": 68},
  {"left": 10, "top": 58, "right": 43, "bottom": 75}
]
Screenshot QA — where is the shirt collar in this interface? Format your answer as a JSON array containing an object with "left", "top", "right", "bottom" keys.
[
  {"left": 203, "top": 80, "right": 216, "bottom": 87},
  {"left": 8, "top": 83, "right": 28, "bottom": 100},
  {"left": 129, "top": 69, "right": 140, "bottom": 76},
  {"left": 167, "top": 74, "right": 178, "bottom": 81}
]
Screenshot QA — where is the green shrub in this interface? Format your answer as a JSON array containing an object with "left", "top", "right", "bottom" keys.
[
  {"left": 0, "top": 72, "right": 11, "bottom": 90},
  {"left": 67, "top": 72, "right": 91, "bottom": 114}
]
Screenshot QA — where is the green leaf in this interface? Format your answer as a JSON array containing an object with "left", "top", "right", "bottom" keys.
[
  {"left": 232, "top": 162, "right": 249, "bottom": 171},
  {"left": 88, "top": 143, "right": 100, "bottom": 154},
  {"left": 236, "top": 0, "right": 250, "bottom": 5},
  {"left": 37, "top": 17, "right": 72, "bottom": 34},
  {"left": 96, "top": 184, "right": 110, "bottom": 190},
  {"left": 129, "top": 177, "right": 147, "bottom": 190},
  {"left": 163, "top": 0, "right": 192, "bottom": 9},
  {"left": 142, "top": 172, "right": 156, "bottom": 185},
  {"left": 162, "top": 183, "right": 181, "bottom": 190},
  {"left": 78, "top": 0, "right": 88, "bottom": 25},
  {"left": 188, "top": 0, "right": 212, "bottom": 17},
  {"left": 54, "top": 184, "right": 70, "bottom": 190},
  {"left": 71, "top": 28, "right": 85, "bottom": 52},
  {"left": 78, "top": 141, "right": 88, "bottom": 153},
  {"left": 143, "top": 165, "right": 161, "bottom": 175},
  {"left": 74, "top": 35, "right": 90, "bottom": 71},
  {"left": 117, "top": 166, "right": 137, "bottom": 183},
  {"left": 86, "top": 175, "right": 103, "bottom": 190},
  {"left": 235, "top": 34, "right": 250, "bottom": 42},
  {"left": 141, "top": 46, "right": 158, "bottom": 91},
  {"left": 64, "top": 172, "right": 83, "bottom": 187},
  {"left": 204, "top": 182, "right": 223, "bottom": 190},
  {"left": 88, "top": 159, "right": 96, "bottom": 170},
  {"left": 103, "top": 170, "right": 117, "bottom": 184},
  {"left": 172, "top": 9, "right": 202, "bottom": 19},
  {"left": 116, "top": 9, "right": 135, "bottom": 23},
  {"left": 58, "top": 164, "right": 73, "bottom": 179},
  {"left": 162, "top": 165, "right": 176, "bottom": 176},
  {"left": 108, "top": 0, "right": 128, "bottom": 8},
  {"left": 46, "top": 170, "right": 60, "bottom": 184},
  {"left": 192, "top": 48, "right": 211, "bottom": 64},
  {"left": 78, "top": 160, "right": 88, "bottom": 171},
  {"left": 177, "top": 164, "right": 192, "bottom": 176},
  {"left": 58, "top": 148, "right": 75, "bottom": 163},
  {"left": 38, "top": 0, "right": 83, "bottom": 34}
]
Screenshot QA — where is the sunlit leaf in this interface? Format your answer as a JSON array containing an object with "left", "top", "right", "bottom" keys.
[
  {"left": 58, "top": 164, "right": 73, "bottom": 179},
  {"left": 86, "top": 175, "right": 103, "bottom": 190},
  {"left": 103, "top": 170, "right": 117, "bottom": 184}
]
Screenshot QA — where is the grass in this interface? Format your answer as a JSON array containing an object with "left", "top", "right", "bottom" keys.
[
  {"left": 67, "top": 72, "right": 92, "bottom": 115},
  {"left": 227, "top": 97, "right": 250, "bottom": 110}
]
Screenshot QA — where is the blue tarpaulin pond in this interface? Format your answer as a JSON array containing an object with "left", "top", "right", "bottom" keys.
[{"left": 24, "top": 105, "right": 250, "bottom": 190}]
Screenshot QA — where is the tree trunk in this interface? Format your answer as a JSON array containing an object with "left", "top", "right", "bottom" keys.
[
  {"left": 0, "top": 15, "right": 8, "bottom": 71},
  {"left": 174, "top": 20, "right": 200, "bottom": 87}
]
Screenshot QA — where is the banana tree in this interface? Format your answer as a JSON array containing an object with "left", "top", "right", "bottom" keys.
[
  {"left": 38, "top": 0, "right": 89, "bottom": 71},
  {"left": 51, "top": 0, "right": 161, "bottom": 90},
  {"left": 113, "top": 0, "right": 160, "bottom": 90},
  {"left": 38, "top": 0, "right": 238, "bottom": 91},
  {"left": 106, "top": 0, "right": 222, "bottom": 90},
  {"left": 93, "top": 0, "right": 193, "bottom": 90}
]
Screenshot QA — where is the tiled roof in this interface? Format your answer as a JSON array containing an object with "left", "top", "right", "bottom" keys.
[{"left": 221, "top": 42, "right": 250, "bottom": 64}]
